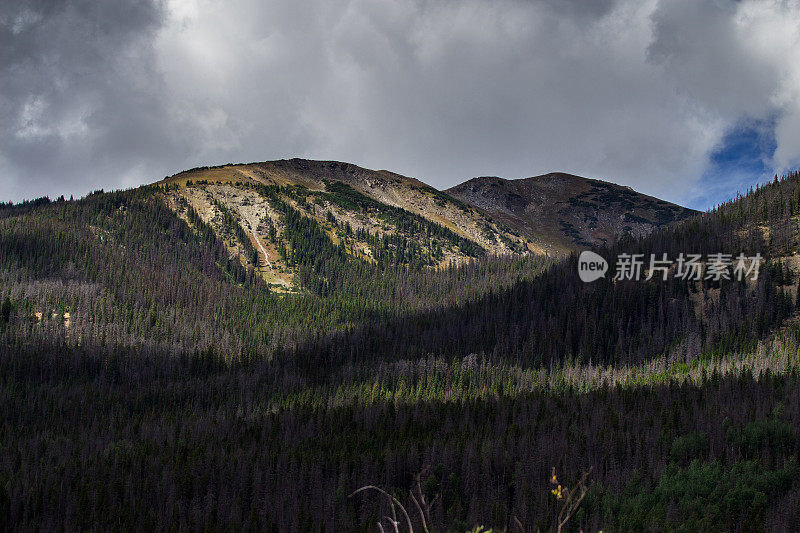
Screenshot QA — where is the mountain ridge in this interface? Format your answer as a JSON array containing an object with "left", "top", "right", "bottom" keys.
[
  {"left": 447, "top": 171, "right": 698, "bottom": 249},
  {"left": 157, "top": 159, "right": 694, "bottom": 292}
]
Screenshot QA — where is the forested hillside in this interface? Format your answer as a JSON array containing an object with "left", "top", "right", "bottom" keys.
[{"left": 1, "top": 170, "right": 800, "bottom": 531}]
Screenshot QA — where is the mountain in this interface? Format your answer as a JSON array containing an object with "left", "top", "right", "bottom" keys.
[
  {"left": 3, "top": 162, "right": 800, "bottom": 531},
  {"left": 156, "top": 160, "right": 692, "bottom": 291},
  {"left": 158, "top": 159, "right": 539, "bottom": 291},
  {"left": 163, "top": 158, "right": 536, "bottom": 248},
  {"left": 447, "top": 172, "right": 698, "bottom": 250}
]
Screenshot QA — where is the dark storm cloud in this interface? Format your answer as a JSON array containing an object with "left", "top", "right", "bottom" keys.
[
  {"left": 1, "top": 0, "right": 182, "bottom": 200},
  {"left": 1, "top": 0, "right": 799, "bottom": 204}
]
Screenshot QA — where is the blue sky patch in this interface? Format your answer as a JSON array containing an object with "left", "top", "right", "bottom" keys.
[{"left": 688, "top": 116, "right": 778, "bottom": 210}]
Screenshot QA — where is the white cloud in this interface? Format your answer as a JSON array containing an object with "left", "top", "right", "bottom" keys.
[{"left": 732, "top": 0, "right": 800, "bottom": 171}]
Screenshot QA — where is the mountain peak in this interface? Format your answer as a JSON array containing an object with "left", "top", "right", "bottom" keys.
[{"left": 447, "top": 171, "right": 696, "bottom": 249}]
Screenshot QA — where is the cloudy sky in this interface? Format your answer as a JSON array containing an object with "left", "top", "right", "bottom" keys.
[{"left": 2, "top": 0, "right": 799, "bottom": 208}]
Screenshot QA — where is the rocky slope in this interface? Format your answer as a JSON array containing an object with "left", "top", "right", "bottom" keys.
[
  {"left": 162, "top": 159, "right": 532, "bottom": 251},
  {"left": 159, "top": 160, "right": 538, "bottom": 291},
  {"left": 447, "top": 172, "right": 697, "bottom": 249}
]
